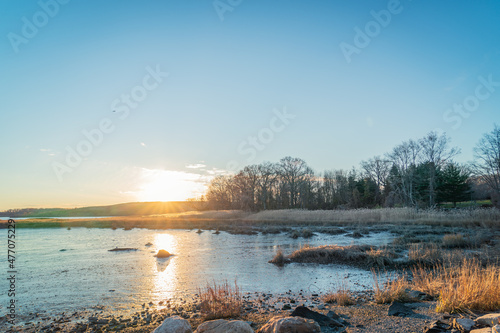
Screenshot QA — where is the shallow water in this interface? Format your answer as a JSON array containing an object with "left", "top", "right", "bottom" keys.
[{"left": 0, "top": 227, "right": 393, "bottom": 317}]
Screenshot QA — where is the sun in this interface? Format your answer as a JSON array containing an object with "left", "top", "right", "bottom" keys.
[{"left": 134, "top": 169, "right": 207, "bottom": 202}]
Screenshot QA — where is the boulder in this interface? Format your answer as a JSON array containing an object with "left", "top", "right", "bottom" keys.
[
  {"left": 388, "top": 301, "right": 413, "bottom": 317},
  {"left": 257, "top": 316, "right": 321, "bottom": 333},
  {"left": 153, "top": 316, "right": 192, "bottom": 333},
  {"left": 194, "top": 319, "right": 253, "bottom": 333},
  {"left": 476, "top": 314, "right": 500, "bottom": 327},
  {"left": 453, "top": 318, "right": 476, "bottom": 332},
  {"left": 291, "top": 306, "right": 343, "bottom": 327}
]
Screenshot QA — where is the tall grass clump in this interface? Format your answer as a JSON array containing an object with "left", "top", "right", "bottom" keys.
[
  {"left": 322, "top": 281, "right": 356, "bottom": 306},
  {"left": 269, "top": 247, "right": 287, "bottom": 266},
  {"left": 199, "top": 280, "right": 242, "bottom": 320},
  {"left": 373, "top": 271, "right": 411, "bottom": 304},
  {"left": 442, "top": 234, "right": 469, "bottom": 248},
  {"left": 411, "top": 259, "right": 500, "bottom": 313}
]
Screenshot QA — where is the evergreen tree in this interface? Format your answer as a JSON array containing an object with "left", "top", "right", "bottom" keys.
[{"left": 436, "top": 163, "right": 471, "bottom": 207}]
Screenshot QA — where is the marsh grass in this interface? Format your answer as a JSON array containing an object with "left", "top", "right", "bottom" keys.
[
  {"left": 244, "top": 208, "right": 500, "bottom": 227},
  {"left": 322, "top": 281, "right": 356, "bottom": 306},
  {"left": 373, "top": 259, "right": 500, "bottom": 313},
  {"left": 442, "top": 233, "right": 469, "bottom": 248},
  {"left": 288, "top": 244, "right": 396, "bottom": 268},
  {"left": 199, "top": 280, "right": 242, "bottom": 320},
  {"left": 373, "top": 271, "right": 412, "bottom": 304},
  {"left": 268, "top": 247, "right": 287, "bottom": 266},
  {"left": 411, "top": 259, "right": 500, "bottom": 313}
]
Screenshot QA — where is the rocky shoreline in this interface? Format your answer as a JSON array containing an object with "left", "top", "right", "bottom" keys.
[{"left": 2, "top": 290, "right": 499, "bottom": 332}]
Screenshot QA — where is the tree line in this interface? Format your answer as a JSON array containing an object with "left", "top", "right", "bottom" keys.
[{"left": 205, "top": 125, "right": 500, "bottom": 210}]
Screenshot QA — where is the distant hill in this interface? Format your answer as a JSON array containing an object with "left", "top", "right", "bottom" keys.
[{"left": 0, "top": 201, "right": 205, "bottom": 217}]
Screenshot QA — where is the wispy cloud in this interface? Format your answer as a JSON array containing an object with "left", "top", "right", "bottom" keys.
[{"left": 186, "top": 163, "right": 206, "bottom": 169}]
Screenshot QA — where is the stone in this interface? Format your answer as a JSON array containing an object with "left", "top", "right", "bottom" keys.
[
  {"left": 156, "top": 249, "right": 172, "bottom": 258},
  {"left": 257, "top": 316, "right": 321, "bottom": 333},
  {"left": 326, "top": 310, "right": 341, "bottom": 320},
  {"left": 194, "top": 319, "right": 253, "bottom": 333},
  {"left": 423, "top": 320, "right": 451, "bottom": 333},
  {"left": 153, "top": 316, "right": 192, "bottom": 333},
  {"left": 291, "top": 306, "right": 343, "bottom": 327},
  {"left": 282, "top": 304, "right": 291, "bottom": 310},
  {"left": 476, "top": 314, "right": 500, "bottom": 327},
  {"left": 406, "top": 289, "right": 433, "bottom": 301},
  {"left": 388, "top": 301, "right": 413, "bottom": 317},
  {"left": 453, "top": 318, "right": 476, "bottom": 332}
]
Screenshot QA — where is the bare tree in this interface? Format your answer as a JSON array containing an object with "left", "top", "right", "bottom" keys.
[
  {"left": 277, "top": 156, "right": 313, "bottom": 208},
  {"left": 256, "top": 162, "right": 277, "bottom": 210},
  {"left": 361, "top": 156, "right": 391, "bottom": 204},
  {"left": 471, "top": 125, "right": 500, "bottom": 206},
  {"left": 419, "top": 132, "right": 460, "bottom": 207},
  {"left": 387, "top": 139, "right": 421, "bottom": 206}
]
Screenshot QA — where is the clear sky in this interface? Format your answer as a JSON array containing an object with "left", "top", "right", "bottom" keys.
[{"left": 1, "top": 0, "right": 499, "bottom": 210}]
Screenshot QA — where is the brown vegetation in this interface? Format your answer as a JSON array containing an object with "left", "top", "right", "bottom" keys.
[
  {"left": 198, "top": 281, "right": 242, "bottom": 320},
  {"left": 322, "top": 282, "right": 356, "bottom": 306}
]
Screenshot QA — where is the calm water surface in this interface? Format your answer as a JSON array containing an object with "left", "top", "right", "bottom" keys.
[{"left": 0, "top": 227, "right": 393, "bottom": 317}]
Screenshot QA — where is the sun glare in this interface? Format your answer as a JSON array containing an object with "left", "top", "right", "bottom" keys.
[{"left": 134, "top": 169, "right": 207, "bottom": 202}]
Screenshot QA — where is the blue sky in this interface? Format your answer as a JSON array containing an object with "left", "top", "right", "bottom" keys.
[{"left": 1, "top": 0, "right": 499, "bottom": 210}]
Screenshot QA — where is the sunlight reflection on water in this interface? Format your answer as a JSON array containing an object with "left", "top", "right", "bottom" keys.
[{"left": 0, "top": 227, "right": 393, "bottom": 317}]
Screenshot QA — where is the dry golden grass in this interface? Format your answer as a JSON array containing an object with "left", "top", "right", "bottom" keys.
[
  {"left": 373, "top": 271, "right": 411, "bottom": 304},
  {"left": 199, "top": 281, "right": 242, "bottom": 320},
  {"left": 268, "top": 247, "right": 286, "bottom": 265},
  {"left": 322, "top": 281, "right": 356, "bottom": 306},
  {"left": 288, "top": 244, "right": 395, "bottom": 268},
  {"left": 244, "top": 208, "right": 500, "bottom": 226},
  {"left": 442, "top": 233, "right": 469, "bottom": 248},
  {"left": 411, "top": 259, "right": 500, "bottom": 313}
]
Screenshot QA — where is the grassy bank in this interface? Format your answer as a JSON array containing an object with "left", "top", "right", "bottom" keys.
[{"left": 2, "top": 207, "right": 499, "bottom": 230}]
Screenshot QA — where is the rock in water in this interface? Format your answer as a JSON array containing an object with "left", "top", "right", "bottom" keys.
[
  {"left": 194, "top": 319, "right": 253, "bottom": 333},
  {"left": 153, "top": 316, "right": 192, "bottom": 333},
  {"left": 257, "top": 316, "right": 321, "bottom": 333},
  {"left": 156, "top": 249, "right": 172, "bottom": 258},
  {"left": 291, "top": 306, "right": 344, "bottom": 327},
  {"left": 387, "top": 301, "right": 413, "bottom": 317}
]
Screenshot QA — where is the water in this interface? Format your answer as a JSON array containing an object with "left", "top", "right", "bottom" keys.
[{"left": 0, "top": 227, "right": 393, "bottom": 317}]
